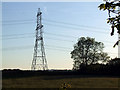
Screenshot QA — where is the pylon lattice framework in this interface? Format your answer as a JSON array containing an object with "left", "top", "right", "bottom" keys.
[{"left": 31, "top": 8, "right": 48, "bottom": 70}]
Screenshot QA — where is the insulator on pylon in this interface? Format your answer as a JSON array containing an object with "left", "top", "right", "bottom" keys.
[
  {"left": 40, "top": 37, "right": 43, "bottom": 40},
  {"left": 36, "top": 26, "right": 39, "bottom": 30},
  {"left": 40, "top": 25, "right": 43, "bottom": 28},
  {"left": 40, "top": 12, "right": 42, "bottom": 15},
  {"left": 37, "top": 12, "right": 42, "bottom": 17}
]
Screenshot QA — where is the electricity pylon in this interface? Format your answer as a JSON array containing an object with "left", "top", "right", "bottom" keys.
[{"left": 31, "top": 8, "right": 48, "bottom": 70}]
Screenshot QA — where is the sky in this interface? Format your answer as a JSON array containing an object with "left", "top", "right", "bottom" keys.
[
  {"left": 1, "top": 2, "right": 119, "bottom": 70},
  {"left": 1, "top": 0, "right": 103, "bottom": 2}
]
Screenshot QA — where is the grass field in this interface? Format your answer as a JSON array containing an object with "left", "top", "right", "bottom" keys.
[{"left": 2, "top": 75, "right": 120, "bottom": 88}]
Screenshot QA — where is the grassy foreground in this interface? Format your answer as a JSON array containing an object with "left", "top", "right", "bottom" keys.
[{"left": 2, "top": 75, "right": 120, "bottom": 88}]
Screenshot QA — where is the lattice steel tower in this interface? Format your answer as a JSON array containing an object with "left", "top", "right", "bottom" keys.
[{"left": 31, "top": 8, "right": 48, "bottom": 70}]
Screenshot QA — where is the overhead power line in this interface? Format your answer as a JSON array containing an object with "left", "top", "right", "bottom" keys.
[
  {"left": 1, "top": 35, "right": 34, "bottom": 40},
  {"left": 2, "top": 18, "right": 109, "bottom": 31},
  {"left": 2, "top": 19, "right": 35, "bottom": 22},
  {"left": 42, "top": 18, "right": 109, "bottom": 32},
  {"left": 2, "top": 21, "right": 35, "bottom": 25},
  {"left": 3, "top": 22, "right": 109, "bottom": 34},
  {"left": 1, "top": 45, "right": 117, "bottom": 55},
  {"left": 2, "top": 18, "right": 111, "bottom": 34},
  {"left": 1, "top": 33, "right": 34, "bottom": 37},
  {"left": 3, "top": 23, "right": 111, "bottom": 35},
  {"left": 1, "top": 45, "right": 71, "bottom": 51},
  {"left": 45, "top": 47, "right": 70, "bottom": 52},
  {"left": 44, "top": 32, "right": 77, "bottom": 38},
  {"left": 46, "top": 37, "right": 74, "bottom": 43},
  {"left": 1, "top": 36, "right": 74, "bottom": 43},
  {"left": 44, "top": 22, "right": 109, "bottom": 34},
  {"left": 45, "top": 45, "right": 72, "bottom": 50},
  {"left": 1, "top": 32, "right": 115, "bottom": 44}
]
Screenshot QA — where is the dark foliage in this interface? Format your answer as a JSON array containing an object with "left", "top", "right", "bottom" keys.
[
  {"left": 79, "top": 58, "right": 120, "bottom": 76},
  {"left": 2, "top": 58, "right": 120, "bottom": 79},
  {"left": 71, "top": 37, "right": 110, "bottom": 70},
  {"left": 98, "top": 0, "right": 120, "bottom": 47}
]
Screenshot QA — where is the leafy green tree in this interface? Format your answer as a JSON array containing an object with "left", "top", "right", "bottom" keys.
[
  {"left": 71, "top": 37, "right": 110, "bottom": 70},
  {"left": 98, "top": 0, "right": 120, "bottom": 47}
]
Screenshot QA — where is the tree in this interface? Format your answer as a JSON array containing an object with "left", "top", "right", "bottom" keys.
[
  {"left": 70, "top": 37, "right": 110, "bottom": 70},
  {"left": 108, "top": 58, "right": 120, "bottom": 66},
  {"left": 98, "top": 0, "right": 120, "bottom": 47},
  {"left": 107, "top": 58, "right": 120, "bottom": 74}
]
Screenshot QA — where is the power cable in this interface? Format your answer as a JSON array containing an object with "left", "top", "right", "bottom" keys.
[
  {"left": 42, "top": 18, "right": 109, "bottom": 32},
  {"left": 1, "top": 32, "right": 115, "bottom": 44},
  {"left": 2, "top": 18, "right": 110, "bottom": 32},
  {"left": 1, "top": 45, "right": 118, "bottom": 55},
  {"left": 44, "top": 22, "right": 110, "bottom": 34}
]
